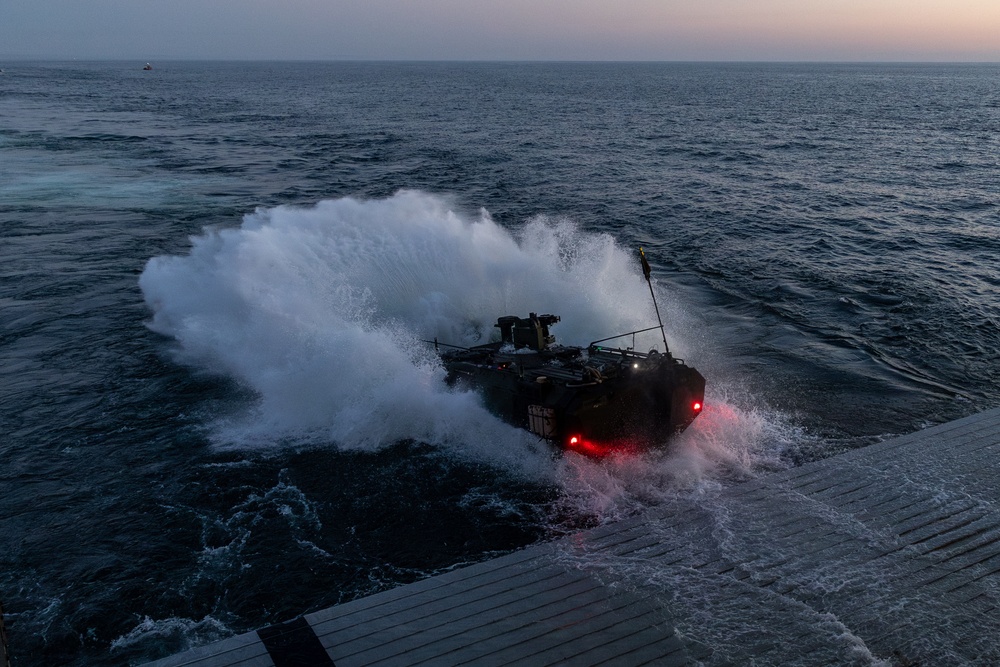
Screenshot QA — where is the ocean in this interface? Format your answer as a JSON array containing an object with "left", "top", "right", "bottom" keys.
[{"left": 1, "top": 61, "right": 998, "bottom": 665}]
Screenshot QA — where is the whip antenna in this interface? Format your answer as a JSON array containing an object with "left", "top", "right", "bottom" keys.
[{"left": 639, "top": 247, "right": 670, "bottom": 354}]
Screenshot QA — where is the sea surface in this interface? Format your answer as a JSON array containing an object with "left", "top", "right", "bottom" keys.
[{"left": 1, "top": 61, "right": 998, "bottom": 666}]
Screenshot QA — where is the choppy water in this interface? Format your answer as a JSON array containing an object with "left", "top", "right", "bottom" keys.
[{"left": 1, "top": 61, "right": 998, "bottom": 666}]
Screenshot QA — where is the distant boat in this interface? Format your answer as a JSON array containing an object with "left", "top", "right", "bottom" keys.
[{"left": 143, "top": 63, "right": 152, "bottom": 70}]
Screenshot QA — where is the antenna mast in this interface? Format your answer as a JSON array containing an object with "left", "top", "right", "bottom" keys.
[{"left": 639, "top": 247, "right": 669, "bottom": 354}]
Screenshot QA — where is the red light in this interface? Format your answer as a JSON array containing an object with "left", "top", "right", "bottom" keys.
[
  {"left": 692, "top": 402, "right": 702, "bottom": 412},
  {"left": 566, "top": 434, "right": 614, "bottom": 458}
]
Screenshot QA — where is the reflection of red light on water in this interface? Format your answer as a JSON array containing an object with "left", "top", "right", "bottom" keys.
[{"left": 566, "top": 434, "right": 614, "bottom": 458}]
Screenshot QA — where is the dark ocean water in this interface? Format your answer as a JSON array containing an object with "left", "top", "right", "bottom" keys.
[{"left": 1, "top": 61, "right": 999, "bottom": 666}]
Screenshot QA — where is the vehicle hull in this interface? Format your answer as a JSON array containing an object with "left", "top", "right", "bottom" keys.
[{"left": 441, "top": 317, "right": 705, "bottom": 454}]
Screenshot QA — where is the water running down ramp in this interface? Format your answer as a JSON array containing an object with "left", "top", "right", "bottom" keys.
[{"left": 145, "top": 407, "right": 1000, "bottom": 666}]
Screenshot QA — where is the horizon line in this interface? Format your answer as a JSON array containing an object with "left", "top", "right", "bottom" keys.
[{"left": 2, "top": 56, "right": 999, "bottom": 65}]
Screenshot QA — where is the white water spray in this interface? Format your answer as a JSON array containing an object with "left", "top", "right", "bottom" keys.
[{"left": 140, "top": 191, "right": 797, "bottom": 504}]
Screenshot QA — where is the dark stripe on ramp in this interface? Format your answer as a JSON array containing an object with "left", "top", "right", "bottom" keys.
[{"left": 258, "top": 617, "right": 335, "bottom": 667}]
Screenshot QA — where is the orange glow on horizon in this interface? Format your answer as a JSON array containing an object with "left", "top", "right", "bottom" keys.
[{"left": 3, "top": 0, "right": 997, "bottom": 62}]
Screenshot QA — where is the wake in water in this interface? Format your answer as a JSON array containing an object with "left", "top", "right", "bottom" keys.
[{"left": 140, "top": 190, "right": 799, "bottom": 508}]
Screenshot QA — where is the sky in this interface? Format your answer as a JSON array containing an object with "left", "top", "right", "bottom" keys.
[{"left": 2, "top": 0, "right": 999, "bottom": 62}]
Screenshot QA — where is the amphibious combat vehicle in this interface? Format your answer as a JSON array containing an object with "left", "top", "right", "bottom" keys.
[{"left": 436, "top": 311, "right": 705, "bottom": 456}]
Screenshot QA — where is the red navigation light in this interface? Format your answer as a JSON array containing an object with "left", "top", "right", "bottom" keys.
[
  {"left": 692, "top": 402, "right": 703, "bottom": 412},
  {"left": 569, "top": 436, "right": 580, "bottom": 445}
]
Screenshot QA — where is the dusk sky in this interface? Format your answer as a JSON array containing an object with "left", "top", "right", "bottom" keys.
[{"left": 3, "top": 0, "right": 999, "bottom": 62}]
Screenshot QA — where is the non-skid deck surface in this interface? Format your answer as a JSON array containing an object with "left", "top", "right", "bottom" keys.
[{"left": 146, "top": 407, "right": 1000, "bottom": 666}]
